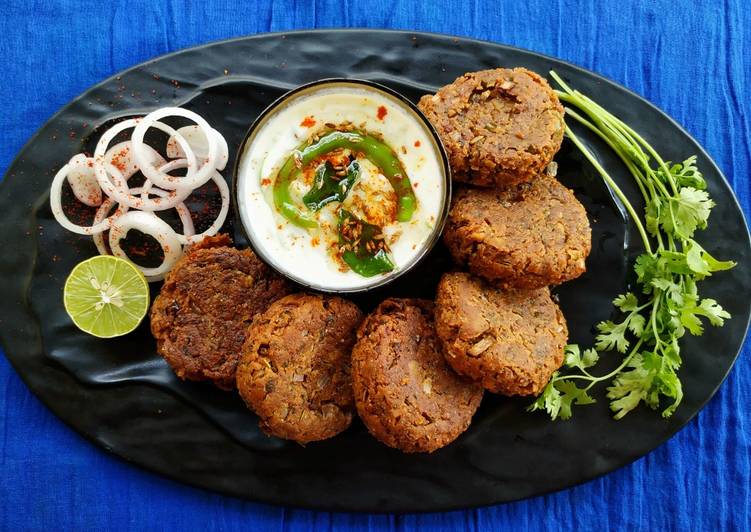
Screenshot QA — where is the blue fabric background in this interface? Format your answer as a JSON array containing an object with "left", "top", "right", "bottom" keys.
[{"left": 1, "top": 1, "right": 749, "bottom": 530}]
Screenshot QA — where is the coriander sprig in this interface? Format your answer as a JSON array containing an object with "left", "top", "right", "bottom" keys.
[{"left": 528, "top": 71, "right": 736, "bottom": 420}]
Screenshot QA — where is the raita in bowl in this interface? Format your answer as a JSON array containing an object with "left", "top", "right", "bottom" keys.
[{"left": 234, "top": 79, "right": 450, "bottom": 292}]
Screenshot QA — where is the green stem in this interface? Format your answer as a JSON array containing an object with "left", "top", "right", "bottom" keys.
[
  {"left": 554, "top": 338, "right": 643, "bottom": 386},
  {"left": 563, "top": 108, "right": 651, "bottom": 204},
  {"left": 563, "top": 125, "right": 654, "bottom": 255}
]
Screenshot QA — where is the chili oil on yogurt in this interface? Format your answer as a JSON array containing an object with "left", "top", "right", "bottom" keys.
[{"left": 236, "top": 83, "right": 447, "bottom": 291}]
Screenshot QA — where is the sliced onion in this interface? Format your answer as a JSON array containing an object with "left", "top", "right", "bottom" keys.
[
  {"left": 181, "top": 172, "right": 230, "bottom": 245},
  {"left": 138, "top": 164, "right": 228, "bottom": 244},
  {"left": 131, "top": 107, "right": 217, "bottom": 190},
  {"left": 92, "top": 188, "right": 195, "bottom": 255},
  {"left": 133, "top": 186, "right": 196, "bottom": 241},
  {"left": 54, "top": 108, "right": 228, "bottom": 283},
  {"left": 92, "top": 197, "right": 119, "bottom": 255},
  {"left": 67, "top": 154, "right": 102, "bottom": 207},
  {"left": 50, "top": 163, "right": 126, "bottom": 235},
  {"left": 104, "top": 163, "right": 192, "bottom": 212},
  {"left": 138, "top": 159, "right": 190, "bottom": 203},
  {"left": 108, "top": 211, "right": 183, "bottom": 282},
  {"left": 166, "top": 126, "right": 229, "bottom": 170},
  {"left": 104, "top": 141, "right": 165, "bottom": 180},
  {"left": 93, "top": 118, "right": 195, "bottom": 210}
]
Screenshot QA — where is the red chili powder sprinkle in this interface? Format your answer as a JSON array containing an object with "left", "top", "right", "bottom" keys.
[
  {"left": 377, "top": 106, "right": 388, "bottom": 120},
  {"left": 111, "top": 147, "right": 130, "bottom": 173},
  {"left": 311, "top": 237, "right": 320, "bottom": 247},
  {"left": 260, "top": 178, "right": 271, "bottom": 186},
  {"left": 300, "top": 116, "right": 316, "bottom": 128},
  {"left": 414, "top": 140, "right": 421, "bottom": 147}
]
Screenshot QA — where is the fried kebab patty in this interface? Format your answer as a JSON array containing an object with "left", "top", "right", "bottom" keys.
[
  {"left": 435, "top": 272, "right": 567, "bottom": 396},
  {"left": 237, "top": 293, "right": 363, "bottom": 444},
  {"left": 351, "top": 298, "right": 483, "bottom": 453},
  {"left": 150, "top": 234, "right": 291, "bottom": 390},
  {"left": 443, "top": 176, "right": 591, "bottom": 289},
  {"left": 418, "top": 67, "right": 565, "bottom": 188}
]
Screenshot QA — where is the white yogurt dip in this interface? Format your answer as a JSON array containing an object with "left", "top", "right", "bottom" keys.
[{"left": 236, "top": 81, "right": 448, "bottom": 291}]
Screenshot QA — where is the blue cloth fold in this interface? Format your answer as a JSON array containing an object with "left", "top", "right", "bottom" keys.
[{"left": 1, "top": 0, "right": 749, "bottom": 530}]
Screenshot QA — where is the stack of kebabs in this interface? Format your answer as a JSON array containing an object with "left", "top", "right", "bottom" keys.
[{"left": 149, "top": 68, "right": 591, "bottom": 453}]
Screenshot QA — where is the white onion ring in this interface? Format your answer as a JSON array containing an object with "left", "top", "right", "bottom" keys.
[
  {"left": 92, "top": 188, "right": 195, "bottom": 255},
  {"left": 50, "top": 163, "right": 127, "bottom": 235},
  {"left": 179, "top": 171, "right": 230, "bottom": 245},
  {"left": 93, "top": 118, "right": 195, "bottom": 210},
  {"left": 104, "top": 163, "right": 192, "bottom": 212},
  {"left": 104, "top": 141, "right": 165, "bottom": 180},
  {"left": 131, "top": 107, "right": 217, "bottom": 190},
  {"left": 134, "top": 186, "right": 196, "bottom": 240},
  {"left": 54, "top": 108, "right": 228, "bottom": 283},
  {"left": 108, "top": 211, "right": 183, "bottom": 282},
  {"left": 136, "top": 158, "right": 229, "bottom": 244},
  {"left": 138, "top": 159, "right": 189, "bottom": 203},
  {"left": 166, "top": 126, "right": 229, "bottom": 171},
  {"left": 67, "top": 154, "right": 102, "bottom": 207},
  {"left": 92, "top": 197, "right": 119, "bottom": 255}
]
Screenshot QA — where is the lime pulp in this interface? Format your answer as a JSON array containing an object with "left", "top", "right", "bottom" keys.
[{"left": 63, "top": 255, "right": 150, "bottom": 338}]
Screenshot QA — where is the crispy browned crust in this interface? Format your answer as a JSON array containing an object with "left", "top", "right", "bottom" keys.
[
  {"left": 351, "top": 298, "right": 483, "bottom": 453},
  {"left": 150, "top": 234, "right": 292, "bottom": 390},
  {"left": 236, "top": 293, "right": 363, "bottom": 444},
  {"left": 434, "top": 272, "right": 567, "bottom": 396},
  {"left": 418, "top": 67, "right": 564, "bottom": 188},
  {"left": 443, "top": 176, "right": 591, "bottom": 289}
]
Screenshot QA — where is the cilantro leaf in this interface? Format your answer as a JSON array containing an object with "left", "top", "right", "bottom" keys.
[
  {"left": 627, "top": 313, "right": 646, "bottom": 336},
  {"left": 645, "top": 198, "right": 661, "bottom": 237},
  {"left": 679, "top": 295, "right": 731, "bottom": 335},
  {"left": 555, "top": 380, "right": 596, "bottom": 420},
  {"left": 634, "top": 254, "right": 659, "bottom": 293},
  {"left": 683, "top": 242, "right": 735, "bottom": 278},
  {"left": 527, "top": 375, "right": 562, "bottom": 420},
  {"left": 702, "top": 249, "right": 736, "bottom": 272},
  {"left": 527, "top": 374, "right": 596, "bottom": 421},
  {"left": 606, "top": 354, "right": 654, "bottom": 419},
  {"left": 613, "top": 292, "right": 639, "bottom": 312},
  {"left": 696, "top": 298, "right": 731, "bottom": 326},
  {"left": 685, "top": 243, "right": 710, "bottom": 276},
  {"left": 659, "top": 187, "right": 714, "bottom": 239},
  {"left": 658, "top": 156, "right": 706, "bottom": 190},
  {"left": 564, "top": 344, "right": 599, "bottom": 371},
  {"left": 659, "top": 250, "right": 693, "bottom": 275},
  {"left": 655, "top": 368, "right": 683, "bottom": 418},
  {"left": 596, "top": 320, "right": 630, "bottom": 353}
]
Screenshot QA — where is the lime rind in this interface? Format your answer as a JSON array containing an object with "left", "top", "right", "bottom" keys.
[{"left": 63, "top": 255, "right": 149, "bottom": 338}]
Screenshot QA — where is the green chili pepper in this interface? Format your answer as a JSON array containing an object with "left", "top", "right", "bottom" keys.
[
  {"left": 337, "top": 209, "right": 395, "bottom": 277},
  {"left": 302, "top": 160, "right": 361, "bottom": 211},
  {"left": 273, "top": 131, "right": 417, "bottom": 228}
]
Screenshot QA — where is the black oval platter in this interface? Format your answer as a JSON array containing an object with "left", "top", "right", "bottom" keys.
[{"left": 0, "top": 29, "right": 748, "bottom": 513}]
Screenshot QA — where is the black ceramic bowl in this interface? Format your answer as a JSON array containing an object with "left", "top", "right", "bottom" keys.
[{"left": 232, "top": 78, "right": 451, "bottom": 294}]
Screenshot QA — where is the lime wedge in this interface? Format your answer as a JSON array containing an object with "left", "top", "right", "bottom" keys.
[{"left": 63, "top": 255, "right": 150, "bottom": 338}]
